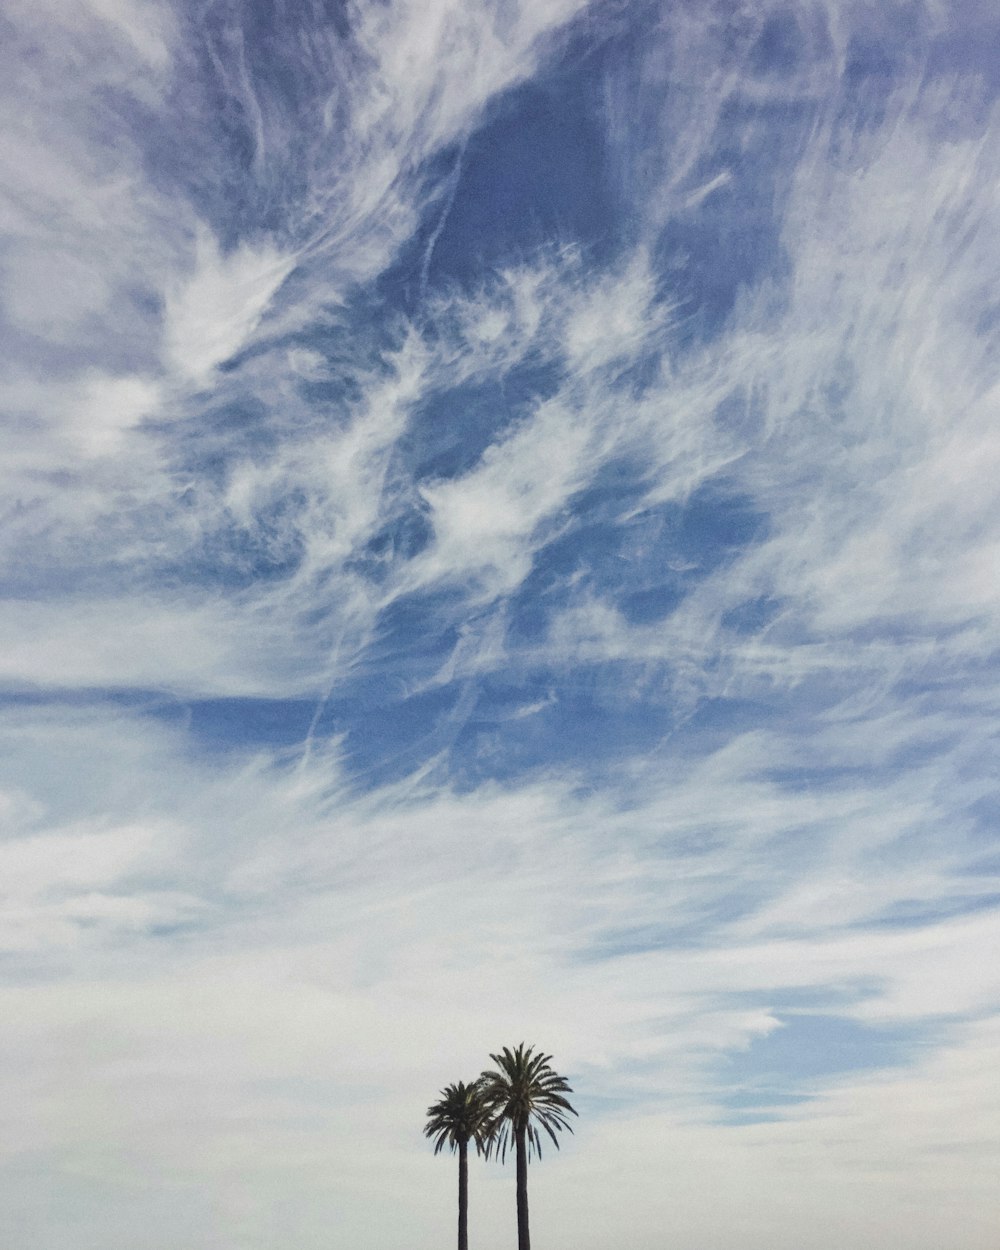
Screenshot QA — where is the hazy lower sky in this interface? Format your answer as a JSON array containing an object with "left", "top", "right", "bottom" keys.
[{"left": 2, "top": 1, "right": 999, "bottom": 1247}]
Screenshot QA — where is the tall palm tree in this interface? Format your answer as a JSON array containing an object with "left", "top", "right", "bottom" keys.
[
  {"left": 424, "top": 1079, "right": 493, "bottom": 1250},
  {"left": 479, "top": 1044, "right": 578, "bottom": 1250}
]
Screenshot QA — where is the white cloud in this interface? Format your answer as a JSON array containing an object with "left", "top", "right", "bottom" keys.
[
  {"left": 0, "top": 596, "right": 315, "bottom": 696},
  {"left": 415, "top": 397, "right": 595, "bottom": 596},
  {"left": 0, "top": 679, "right": 996, "bottom": 1245},
  {"left": 163, "top": 232, "right": 297, "bottom": 385},
  {"left": 551, "top": 1017, "right": 1000, "bottom": 1250}
]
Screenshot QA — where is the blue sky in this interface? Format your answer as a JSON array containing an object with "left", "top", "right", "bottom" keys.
[{"left": 1, "top": 1, "right": 999, "bottom": 1246}]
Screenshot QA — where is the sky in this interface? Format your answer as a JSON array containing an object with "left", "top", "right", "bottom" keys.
[{"left": 1, "top": 0, "right": 999, "bottom": 1247}]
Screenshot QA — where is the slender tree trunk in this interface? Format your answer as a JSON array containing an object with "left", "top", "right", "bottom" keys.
[
  {"left": 458, "top": 1137, "right": 469, "bottom": 1250},
  {"left": 515, "top": 1124, "right": 530, "bottom": 1250}
]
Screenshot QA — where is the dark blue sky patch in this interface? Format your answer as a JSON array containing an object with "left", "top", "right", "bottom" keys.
[
  {"left": 370, "top": 589, "right": 462, "bottom": 657},
  {"left": 715, "top": 1095, "right": 813, "bottom": 1127},
  {"left": 444, "top": 669, "right": 676, "bottom": 789},
  {"left": 834, "top": 6, "right": 933, "bottom": 143},
  {"left": 858, "top": 892, "right": 1000, "bottom": 930},
  {"left": 567, "top": 1089, "right": 644, "bottom": 1122},
  {"left": 538, "top": 511, "right": 629, "bottom": 574},
  {"left": 749, "top": 9, "right": 809, "bottom": 78},
  {"left": 675, "top": 693, "right": 807, "bottom": 752},
  {"left": 370, "top": 141, "right": 468, "bottom": 317},
  {"left": 329, "top": 680, "right": 474, "bottom": 790},
  {"left": 652, "top": 91, "right": 814, "bottom": 343},
  {"left": 619, "top": 583, "right": 686, "bottom": 625},
  {"left": 711, "top": 385, "right": 764, "bottom": 440},
  {"left": 674, "top": 484, "right": 769, "bottom": 564},
  {"left": 958, "top": 851, "right": 1000, "bottom": 877},
  {"left": 346, "top": 507, "right": 434, "bottom": 581},
  {"left": 183, "top": 696, "right": 317, "bottom": 752},
  {"left": 134, "top": 62, "right": 264, "bottom": 248},
  {"left": 722, "top": 595, "right": 785, "bottom": 634},
  {"left": 504, "top": 519, "right": 628, "bottom": 646},
  {"left": 508, "top": 485, "right": 769, "bottom": 644},
  {"left": 711, "top": 1013, "right": 928, "bottom": 1122},
  {"left": 423, "top": 68, "right": 617, "bottom": 286},
  {"left": 881, "top": 730, "right": 963, "bottom": 777},
  {"left": 297, "top": 282, "right": 410, "bottom": 378},
  {"left": 732, "top": 984, "right": 885, "bottom": 1013},
  {"left": 964, "top": 793, "right": 1000, "bottom": 842},
  {"left": 162, "top": 491, "right": 308, "bottom": 589},
  {"left": 150, "top": 0, "right": 355, "bottom": 246},
  {"left": 734, "top": 1013, "right": 923, "bottom": 1081},
  {"left": 923, "top": 22, "right": 1000, "bottom": 143},
  {"left": 571, "top": 455, "right": 666, "bottom": 521},
  {"left": 404, "top": 364, "right": 564, "bottom": 484},
  {"left": 163, "top": 398, "right": 279, "bottom": 489},
  {"left": 577, "top": 900, "right": 763, "bottom": 960},
  {"left": 295, "top": 368, "right": 367, "bottom": 419}
]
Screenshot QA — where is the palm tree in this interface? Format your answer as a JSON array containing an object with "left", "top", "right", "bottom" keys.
[
  {"left": 424, "top": 1079, "right": 493, "bottom": 1250},
  {"left": 479, "top": 1044, "right": 578, "bottom": 1250}
]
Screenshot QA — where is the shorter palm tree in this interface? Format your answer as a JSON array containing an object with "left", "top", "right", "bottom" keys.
[
  {"left": 424, "top": 1079, "right": 493, "bottom": 1250},
  {"left": 479, "top": 1044, "right": 578, "bottom": 1250}
]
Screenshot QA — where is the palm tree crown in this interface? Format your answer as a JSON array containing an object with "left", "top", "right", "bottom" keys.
[
  {"left": 479, "top": 1043, "right": 578, "bottom": 1162},
  {"left": 424, "top": 1080, "right": 493, "bottom": 1156},
  {"left": 424, "top": 1080, "right": 493, "bottom": 1250}
]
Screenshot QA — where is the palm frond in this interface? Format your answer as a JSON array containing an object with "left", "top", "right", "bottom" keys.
[
  {"left": 423, "top": 1079, "right": 494, "bottom": 1156},
  {"left": 479, "top": 1042, "right": 578, "bottom": 1164}
]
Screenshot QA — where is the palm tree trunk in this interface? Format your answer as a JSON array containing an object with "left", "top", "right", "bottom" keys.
[
  {"left": 515, "top": 1123, "right": 530, "bottom": 1250},
  {"left": 458, "top": 1138, "right": 469, "bottom": 1250}
]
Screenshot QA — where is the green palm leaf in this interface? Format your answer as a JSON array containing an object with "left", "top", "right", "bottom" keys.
[
  {"left": 478, "top": 1043, "right": 578, "bottom": 1250},
  {"left": 479, "top": 1043, "right": 578, "bottom": 1162},
  {"left": 423, "top": 1078, "right": 493, "bottom": 1250},
  {"left": 423, "top": 1079, "right": 494, "bottom": 1156}
]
